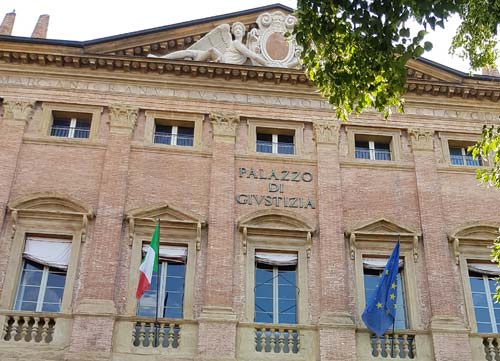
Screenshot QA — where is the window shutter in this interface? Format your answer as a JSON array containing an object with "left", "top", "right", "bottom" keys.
[
  {"left": 363, "top": 258, "right": 404, "bottom": 270},
  {"left": 23, "top": 238, "right": 72, "bottom": 270},
  {"left": 142, "top": 245, "right": 187, "bottom": 263},
  {"left": 468, "top": 263, "right": 500, "bottom": 276},
  {"left": 255, "top": 252, "right": 297, "bottom": 266}
]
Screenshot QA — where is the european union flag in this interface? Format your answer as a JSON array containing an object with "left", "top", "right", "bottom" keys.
[{"left": 362, "top": 241, "right": 400, "bottom": 337}]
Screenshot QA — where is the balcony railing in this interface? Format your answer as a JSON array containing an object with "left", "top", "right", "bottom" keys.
[
  {"left": 256, "top": 141, "right": 295, "bottom": 155},
  {"left": 50, "top": 126, "right": 90, "bottom": 139},
  {"left": 154, "top": 133, "right": 194, "bottom": 146},
  {"left": 132, "top": 320, "right": 181, "bottom": 348},
  {"left": 2, "top": 314, "right": 55, "bottom": 344},
  {"left": 255, "top": 326, "right": 299, "bottom": 354},
  {"left": 355, "top": 148, "right": 392, "bottom": 161},
  {"left": 370, "top": 332, "right": 416, "bottom": 359}
]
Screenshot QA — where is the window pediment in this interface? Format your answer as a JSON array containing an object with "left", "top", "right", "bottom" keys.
[
  {"left": 125, "top": 202, "right": 206, "bottom": 250},
  {"left": 238, "top": 210, "right": 314, "bottom": 254},
  {"left": 448, "top": 223, "right": 499, "bottom": 264},
  {"left": 346, "top": 218, "right": 421, "bottom": 261}
]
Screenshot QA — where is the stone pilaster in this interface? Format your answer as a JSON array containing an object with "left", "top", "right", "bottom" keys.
[
  {"left": 0, "top": 99, "right": 34, "bottom": 299},
  {"left": 67, "top": 106, "right": 138, "bottom": 360},
  {"left": 313, "top": 121, "right": 356, "bottom": 361},
  {"left": 409, "top": 128, "right": 472, "bottom": 361},
  {"left": 197, "top": 112, "right": 240, "bottom": 361}
]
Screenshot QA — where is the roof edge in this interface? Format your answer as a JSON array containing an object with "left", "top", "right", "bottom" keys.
[{"left": 417, "top": 57, "right": 500, "bottom": 81}]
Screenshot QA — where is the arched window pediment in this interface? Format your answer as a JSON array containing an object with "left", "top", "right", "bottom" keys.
[
  {"left": 346, "top": 218, "right": 421, "bottom": 261},
  {"left": 448, "top": 222, "right": 499, "bottom": 264},
  {"left": 237, "top": 210, "right": 315, "bottom": 255}
]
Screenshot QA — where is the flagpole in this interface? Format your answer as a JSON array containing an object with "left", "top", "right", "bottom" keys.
[
  {"left": 155, "top": 218, "right": 160, "bottom": 347},
  {"left": 391, "top": 234, "right": 400, "bottom": 358}
]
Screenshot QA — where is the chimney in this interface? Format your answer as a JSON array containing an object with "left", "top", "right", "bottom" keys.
[
  {"left": 0, "top": 11, "right": 16, "bottom": 35},
  {"left": 31, "top": 14, "right": 49, "bottom": 39},
  {"left": 482, "top": 67, "right": 500, "bottom": 77}
]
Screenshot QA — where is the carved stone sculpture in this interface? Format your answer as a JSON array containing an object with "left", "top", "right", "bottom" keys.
[{"left": 150, "top": 11, "right": 301, "bottom": 69}]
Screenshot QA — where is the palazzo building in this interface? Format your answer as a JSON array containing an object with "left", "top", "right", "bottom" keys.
[{"left": 1, "top": 4, "right": 500, "bottom": 361}]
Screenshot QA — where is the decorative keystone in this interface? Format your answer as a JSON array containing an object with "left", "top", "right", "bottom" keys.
[
  {"left": 108, "top": 105, "right": 138, "bottom": 136},
  {"left": 313, "top": 120, "right": 340, "bottom": 145},
  {"left": 408, "top": 128, "right": 435, "bottom": 151},
  {"left": 2, "top": 99, "right": 35, "bottom": 123},
  {"left": 210, "top": 112, "right": 240, "bottom": 138}
]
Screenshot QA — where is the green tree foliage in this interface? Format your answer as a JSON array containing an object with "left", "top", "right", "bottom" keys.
[{"left": 294, "top": 0, "right": 500, "bottom": 121}]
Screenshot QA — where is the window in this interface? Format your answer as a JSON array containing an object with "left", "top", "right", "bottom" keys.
[
  {"left": 363, "top": 259, "right": 407, "bottom": 329},
  {"left": 256, "top": 131, "right": 295, "bottom": 155},
  {"left": 467, "top": 264, "right": 500, "bottom": 333},
  {"left": 254, "top": 252, "right": 298, "bottom": 324},
  {"left": 449, "top": 145, "right": 481, "bottom": 166},
  {"left": 154, "top": 123, "right": 194, "bottom": 147},
  {"left": 50, "top": 111, "right": 92, "bottom": 139},
  {"left": 355, "top": 136, "right": 392, "bottom": 161},
  {"left": 137, "top": 245, "right": 187, "bottom": 319},
  {"left": 14, "top": 238, "right": 71, "bottom": 313}
]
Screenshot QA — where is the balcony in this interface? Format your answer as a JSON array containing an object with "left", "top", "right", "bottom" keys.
[
  {"left": 50, "top": 126, "right": 90, "bottom": 139},
  {"left": 356, "top": 329, "right": 433, "bottom": 360},
  {"left": 355, "top": 148, "right": 392, "bottom": 161},
  {"left": 450, "top": 154, "right": 481, "bottom": 167},
  {"left": 256, "top": 141, "right": 295, "bottom": 155},
  {"left": 113, "top": 317, "right": 197, "bottom": 357},
  {"left": 237, "top": 322, "right": 317, "bottom": 360},
  {"left": 153, "top": 133, "right": 194, "bottom": 146}
]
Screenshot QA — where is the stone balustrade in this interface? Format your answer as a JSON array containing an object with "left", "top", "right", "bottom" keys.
[
  {"left": 2, "top": 314, "right": 55, "bottom": 343},
  {"left": 237, "top": 322, "right": 318, "bottom": 360},
  {"left": 254, "top": 326, "right": 299, "bottom": 354},
  {"left": 482, "top": 336, "right": 500, "bottom": 361},
  {"left": 132, "top": 320, "right": 180, "bottom": 348}
]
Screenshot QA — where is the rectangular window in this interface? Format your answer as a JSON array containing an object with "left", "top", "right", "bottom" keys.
[
  {"left": 14, "top": 238, "right": 71, "bottom": 313},
  {"left": 154, "top": 123, "right": 194, "bottom": 147},
  {"left": 449, "top": 146, "right": 481, "bottom": 166},
  {"left": 256, "top": 130, "right": 295, "bottom": 155},
  {"left": 355, "top": 137, "right": 392, "bottom": 161},
  {"left": 136, "top": 245, "right": 187, "bottom": 319},
  {"left": 255, "top": 252, "right": 297, "bottom": 324},
  {"left": 363, "top": 259, "right": 407, "bottom": 329},
  {"left": 50, "top": 111, "right": 92, "bottom": 139},
  {"left": 469, "top": 270, "right": 500, "bottom": 333}
]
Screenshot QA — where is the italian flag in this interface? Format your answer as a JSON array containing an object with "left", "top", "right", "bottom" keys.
[{"left": 136, "top": 223, "right": 159, "bottom": 299}]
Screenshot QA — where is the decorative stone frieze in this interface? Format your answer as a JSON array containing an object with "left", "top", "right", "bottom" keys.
[
  {"left": 108, "top": 105, "right": 138, "bottom": 136},
  {"left": 313, "top": 120, "right": 340, "bottom": 145},
  {"left": 408, "top": 128, "right": 435, "bottom": 151},
  {"left": 210, "top": 112, "right": 240, "bottom": 138},
  {"left": 2, "top": 99, "right": 35, "bottom": 124}
]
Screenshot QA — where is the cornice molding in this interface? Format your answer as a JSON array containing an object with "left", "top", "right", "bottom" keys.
[{"left": 0, "top": 50, "right": 499, "bottom": 101}]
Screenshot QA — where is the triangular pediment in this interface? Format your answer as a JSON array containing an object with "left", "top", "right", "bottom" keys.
[
  {"left": 82, "top": 4, "right": 294, "bottom": 61},
  {"left": 347, "top": 218, "right": 419, "bottom": 236},
  {"left": 406, "top": 58, "right": 465, "bottom": 83},
  {"left": 126, "top": 202, "right": 205, "bottom": 224}
]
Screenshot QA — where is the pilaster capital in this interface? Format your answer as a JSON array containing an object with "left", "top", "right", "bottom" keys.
[
  {"left": 108, "top": 105, "right": 138, "bottom": 135},
  {"left": 210, "top": 112, "right": 240, "bottom": 139},
  {"left": 408, "top": 128, "right": 435, "bottom": 151},
  {"left": 2, "top": 99, "right": 35, "bottom": 124},
  {"left": 313, "top": 120, "right": 340, "bottom": 145}
]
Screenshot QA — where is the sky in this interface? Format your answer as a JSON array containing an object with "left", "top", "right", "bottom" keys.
[{"left": 0, "top": 0, "right": 496, "bottom": 73}]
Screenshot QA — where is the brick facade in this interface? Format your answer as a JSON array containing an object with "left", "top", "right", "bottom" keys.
[{"left": 0, "top": 5, "right": 500, "bottom": 361}]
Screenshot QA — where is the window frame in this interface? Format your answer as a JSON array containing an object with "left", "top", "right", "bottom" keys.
[
  {"left": 144, "top": 110, "right": 203, "bottom": 151},
  {"left": 256, "top": 129, "right": 296, "bottom": 155},
  {"left": 346, "top": 127, "right": 402, "bottom": 162},
  {"left": 247, "top": 119, "right": 305, "bottom": 158},
  {"left": 439, "top": 132, "right": 487, "bottom": 168},
  {"left": 239, "top": 210, "right": 313, "bottom": 326},
  {"left": 347, "top": 219, "right": 421, "bottom": 330},
  {"left": 41, "top": 103, "right": 102, "bottom": 141},
  {"left": 125, "top": 203, "right": 205, "bottom": 320},
  {"left": 2, "top": 194, "right": 93, "bottom": 314}
]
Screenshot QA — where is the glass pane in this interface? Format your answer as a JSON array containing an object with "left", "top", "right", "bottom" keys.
[
  {"left": 24, "top": 261, "right": 44, "bottom": 271},
  {"left": 355, "top": 141, "right": 370, "bottom": 159},
  {"left": 20, "top": 270, "right": 43, "bottom": 286},
  {"left": 472, "top": 292, "right": 489, "bottom": 307},
  {"left": 256, "top": 140, "right": 273, "bottom": 153},
  {"left": 166, "top": 263, "right": 185, "bottom": 278},
  {"left": 278, "top": 285, "right": 296, "bottom": 299},
  {"left": 257, "top": 133, "right": 272, "bottom": 142},
  {"left": 53, "top": 118, "right": 71, "bottom": 127},
  {"left": 166, "top": 277, "right": 184, "bottom": 293},
  {"left": 255, "top": 311, "right": 274, "bottom": 323},
  {"left": 278, "top": 299, "right": 296, "bottom": 315},
  {"left": 374, "top": 142, "right": 390, "bottom": 150},
  {"left": 449, "top": 147, "right": 464, "bottom": 165},
  {"left": 278, "top": 269, "right": 296, "bottom": 286},
  {"left": 256, "top": 267, "right": 273, "bottom": 285},
  {"left": 165, "top": 307, "right": 182, "bottom": 319},
  {"left": 20, "top": 286, "right": 40, "bottom": 302},
  {"left": 165, "top": 292, "right": 183, "bottom": 308},
  {"left": 43, "top": 287, "right": 64, "bottom": 304},
  {"left": 19, "top": 301, "right": 37, "bottom": 312},
  {"left": 470, "top": 277, "right": 486, "bottom": 292},
  {"left": 41, "top": 303, "right": 60, "bottom": 312},
  {"left": 177, "top": 126, "right": 194, "bottom": 136},
  {"left": 255, "top": 298, "right": 273, "bottom": 313},
  {"left": 47, "top": 272, "right": 66, "bottom": 288},
  {"left": 279, "top": 312, "right": 296, "bottom": 324},
  {"left": 475, "top": 307, "right": 492, "bottom": 323},
  {"left": 478, "top": 322, "right": 494, "bottom": 333}
]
